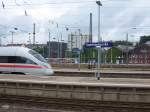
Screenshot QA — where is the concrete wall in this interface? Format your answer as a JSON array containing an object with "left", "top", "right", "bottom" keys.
[{"left": 0, "top": 81, "right": 149, "bottom": 103}]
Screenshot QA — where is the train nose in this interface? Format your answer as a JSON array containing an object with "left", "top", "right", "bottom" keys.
[
  {"left": 45, "top": 69, "right": 54, "bottom": 75},
  {"left": 41, "top": 63, "right": 54, "bottom": 75}
]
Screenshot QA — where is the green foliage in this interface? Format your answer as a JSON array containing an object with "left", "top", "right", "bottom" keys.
[
  {"left": 32, "top": 46, "right": 44, "bottom": 56},
  {"left": 72, "top": 52, "right": 78, "bottom": 58},
  {"left": 140, "top": 35, "right": 150, "bottom": 44},
  {"left": 82, "top": 47, "right": 97, "bottom": 62},
  {"left": 113, "top": 41, "right": 132, "bottom": 46},
  {"left": 106, "top": 47, "right": 122, "bottom": 63}
]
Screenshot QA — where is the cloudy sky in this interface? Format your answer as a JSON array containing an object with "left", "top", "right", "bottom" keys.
[{"left": 0, "top": 0, "right": 150, "bottom": 45}]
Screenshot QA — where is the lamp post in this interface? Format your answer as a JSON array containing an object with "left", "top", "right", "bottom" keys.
[
  {"left": 96, "top": 1, "right": 102, "bottom": 80},
  {"left": 125, "top": 27, "right": 137, "bottom": 64},
  {"left": 10, "top": 27, "right": 18, "bottom": 46},
  {"left": 54, "top": 36, "right": 60, "bottom": 65},
  {"left": 10, "top": 31, "right": 14, "bottom": 45},
  {"left": 60, "top": 33, "right": 63, "bottom": 59},
  {"left": 78, "top": 29, "right": 81, "bottom": 71},
  {"left": 126, "top": 33, "right": 129, "bottom": 64},
  {"left": 28, "top": 33, "right": 32, "bottom": 48},
  {"left": 48, "top": 32, "right": 51, "bottom": 58},
  {"left": 61, "top": 39, "right": 64, "bottom": 58},
  {"left": 0, "top": 34, "right": 6, "bottom": 46},
  {"left": 60, "top": 33, "right": 65, "bottom": 66}
]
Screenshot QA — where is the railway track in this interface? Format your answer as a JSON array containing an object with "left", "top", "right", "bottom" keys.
[
  {"left": 54, "top": 71, "right": 150, "bottom": 78},
  {"left": 0, "top": 95, "right": 150, "bottom": 112}
]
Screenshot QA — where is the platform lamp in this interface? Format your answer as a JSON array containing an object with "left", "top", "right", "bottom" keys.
[{"left": 96, "top": 1, "right": 102, "bottom": 80}]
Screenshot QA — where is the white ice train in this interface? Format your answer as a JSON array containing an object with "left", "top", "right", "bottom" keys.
[{"left": 0, "top": 46, "right": 54, "bottom": 75}]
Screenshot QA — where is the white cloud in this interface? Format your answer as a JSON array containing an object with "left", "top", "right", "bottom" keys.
[{"left": 1, "top": 0, "right": 150, "bottom": 44}]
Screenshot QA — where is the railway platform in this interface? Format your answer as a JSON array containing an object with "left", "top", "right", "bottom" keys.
[
  {"left": 0, "top": 74, "right": 149, "bottom": 111},
  {"left": 0, "top": 75, "right": 149, "bottom": 103}
]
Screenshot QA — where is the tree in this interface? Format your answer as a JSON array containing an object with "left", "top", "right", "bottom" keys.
[
  {"left": 106, "top": 47, "right": 122, "bottom": 64},
  {"left": 140, "top": 35, "right": 150, "bottom": 44},
  {"left": 113, "top": 40, "right": 132, "bottom": 46},
  {"left": 32, "top": 45, "right": 45, "bottom": 56},
  {"left": 82, "top": 46, "right": 97, "bottom": 63}
]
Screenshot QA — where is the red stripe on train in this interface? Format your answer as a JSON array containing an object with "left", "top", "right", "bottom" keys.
[{"left": 0, "top": 64, "right": 43, "bottom": 69}]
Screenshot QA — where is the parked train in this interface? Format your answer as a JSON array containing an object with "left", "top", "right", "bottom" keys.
[{"left": 0, "top": 46, "right": 54, "bottom": 75}]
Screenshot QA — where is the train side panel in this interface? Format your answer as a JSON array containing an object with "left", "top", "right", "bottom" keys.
[{"left": 0, "top": 47, "right": 54, "bottom": 75}]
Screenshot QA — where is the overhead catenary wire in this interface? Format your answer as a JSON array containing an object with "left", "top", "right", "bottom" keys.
[
  {"left": 3, "top": 1, "right": 95, "bottom": 7},
  {"left": 20, "top": 1, "right": 87, "bottom": 32},
  {"left": 1, "top": 0, "right": 150, "bottom": 34},
  {"left": 1, "top": 0, "right": 150, "bottom": 9}
]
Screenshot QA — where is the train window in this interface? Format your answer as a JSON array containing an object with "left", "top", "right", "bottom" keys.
[
  {"left": 0, "top": 56, "right": 36, "bottom": 64},
  {"left": 0, "top": 56, "right": 17, "bottom": 63},
  {"left": 0, "top": 56, "right": 8, "bottom": 63},
  {"left": 14, "top": 56, "right": 37, "bottom": 65},
  {"left": 29, "top": 50, "right": 47, "bottom": 63},
  {"left": 25, "top": 58, "right": 37, "bottom": 65},
  {"left": 8, "top": 56, "right": 18, "bottom": 63}
]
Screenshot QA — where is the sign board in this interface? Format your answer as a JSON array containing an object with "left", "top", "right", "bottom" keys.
[
  {"left": 85, "top": 41, "right": 113, "bottom": 48},
  {"left": 72, "top": 48, "right": 80, "bottom": 52},
  {"left": 72, "top": 48, "right": 81, "bottom": 54}
]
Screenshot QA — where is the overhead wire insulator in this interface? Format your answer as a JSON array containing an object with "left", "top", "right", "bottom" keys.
[
  {"left": 25, "top": 10, "right": 27, "bottom": 16},
  {"left": 65, "top": 27, "right": 69, "bottom": 31},
  {"left": 2, "top": 1, "right": 5, "bottom": 9},
  {"left": 56, "top": 23, "right": 58, "bottom": 28}
]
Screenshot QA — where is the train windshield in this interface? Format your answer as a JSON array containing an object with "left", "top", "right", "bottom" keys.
[{"left": 29, "top": 50, "right": 47, "bottom": 63}]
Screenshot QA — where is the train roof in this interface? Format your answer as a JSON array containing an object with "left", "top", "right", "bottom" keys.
[{"left": 0, "top": 46, "right": 31, "bottom": 56}]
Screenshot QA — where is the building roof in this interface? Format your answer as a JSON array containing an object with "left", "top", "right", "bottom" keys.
[{"left": 117, "top": 45, "right": 135, "bottom": 53}]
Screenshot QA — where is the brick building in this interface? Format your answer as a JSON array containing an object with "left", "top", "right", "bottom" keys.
[{"left": 128, "top": 44, "right": 150, "bottom": 64}]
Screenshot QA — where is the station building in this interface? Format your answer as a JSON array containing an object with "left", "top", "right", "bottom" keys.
[{"left": 128, "top": 43, "right": 150, "bottom": 64}]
